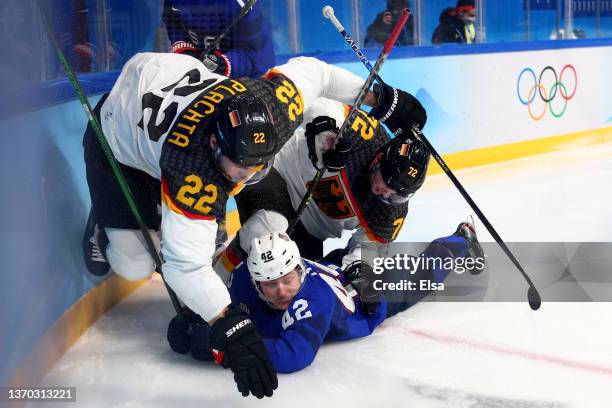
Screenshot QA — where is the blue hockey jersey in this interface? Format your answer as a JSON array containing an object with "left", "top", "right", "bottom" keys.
[
  {"left": 164, "top": 0, "right": 276, "bottom": 78},
  {"left": 228, "top": 259, "right": 388, "bottom": 373}
]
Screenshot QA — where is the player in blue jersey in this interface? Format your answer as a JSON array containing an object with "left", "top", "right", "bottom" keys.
[
  {"left": 167, "top": 221, "right": 485, "bottom": 373},
  {"left": 163, "top": 0, "right": 276, "bottom": 78}
]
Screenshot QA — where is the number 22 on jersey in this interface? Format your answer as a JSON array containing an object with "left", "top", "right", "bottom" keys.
[{"left": 176, "top": 174, "right": 218, "bottom": 215}]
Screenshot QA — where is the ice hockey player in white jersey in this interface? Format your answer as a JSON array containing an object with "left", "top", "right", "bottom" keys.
[
  {"left": 81, "top": 52, "right": 427, "bottom": 398},
  {"left": 215, "top": 96, "right": 429, "bottom": 280},
  {"left": 167, "top": 223, "right": 485, "bottom": 373}
]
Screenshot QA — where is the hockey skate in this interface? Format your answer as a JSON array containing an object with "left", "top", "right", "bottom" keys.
[
  {"left": 454, "top": 216, "right": 486, "bottom": 275},
  {"left": 83, "top": 209, "right": 110, "bottom": 276}
]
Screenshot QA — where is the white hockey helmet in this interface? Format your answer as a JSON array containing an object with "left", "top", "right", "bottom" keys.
[{"left": 247, "top": 231, "right": 306, "bottom": 301}]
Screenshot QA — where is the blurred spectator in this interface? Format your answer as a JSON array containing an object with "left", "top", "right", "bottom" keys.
[
  {"left": 163, "top": 0, "right": 276, "bottom": 78},
  {"left": 431, "top": 0, "right": 476, "bottom": 44},
  {"left": 364, "top": 0, "right": 414, "bottom": 48},
  {"left": 550, "top": 28, "right": 587, "bottom": 40},
  {"left": 50, "top": 0, "right": 94, "bottom": 73}
]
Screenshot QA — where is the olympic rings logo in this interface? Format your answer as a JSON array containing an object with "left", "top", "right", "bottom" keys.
[{"left": 516, "top": 65, "right": 578, "bottom": 121}]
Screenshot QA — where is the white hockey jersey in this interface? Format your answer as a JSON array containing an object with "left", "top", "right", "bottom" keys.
[
  {"left": 99, "top": 53, "right": 367, "bottom": 321},
  {"left": 274, "top": 98, "right": 407, "bottom": 266}
]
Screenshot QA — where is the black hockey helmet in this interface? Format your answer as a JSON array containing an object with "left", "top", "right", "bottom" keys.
[
  {"left": 215, "top": 93, "right": 278, "bottom": 168},
  {"left": 375, "top": 129, "right": 430, "bottom": 202}
]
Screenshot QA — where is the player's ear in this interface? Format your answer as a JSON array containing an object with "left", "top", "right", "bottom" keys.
[{"left": 210, "top": 133, "right": 218, "bottom": 150}]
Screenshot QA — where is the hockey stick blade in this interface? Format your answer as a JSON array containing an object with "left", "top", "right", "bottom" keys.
[
  {"left": 332, "top": 7, "right": 541, "bottom": 311},
  {"left": 528, "top": 286, "right": 542, "bottom": 311},
  {"left": 411, "top": 126, "right": 541, "bottom": 311}
]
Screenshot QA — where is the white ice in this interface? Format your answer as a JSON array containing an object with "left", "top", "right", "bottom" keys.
[{"left": 37, "top": 142, "right": 612, "bottom": 408}]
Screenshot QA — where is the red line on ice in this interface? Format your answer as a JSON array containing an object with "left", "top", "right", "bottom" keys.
[{"left": 408, "top": 328, "right": 612, "bottom": 377}]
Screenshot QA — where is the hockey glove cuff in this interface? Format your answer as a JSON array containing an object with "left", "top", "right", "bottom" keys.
[
  {"left": 209, "top": 305, "right": 278, "bottom": 399},
  {"left": 322, "top": 137, "right": 352, "bottom": 172},
  {"left": 170, "top": 41, "right": 200, "bottom": 59},
  {"left": 201, "top": 50, "right": 232, "bottom": 77},
  {"left": 370, "top": 82, "right": 427, "bottom": 134}
]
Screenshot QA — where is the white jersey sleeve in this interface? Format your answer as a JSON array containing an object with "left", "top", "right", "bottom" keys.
[
  {"left": 341, "top": 228, "right": 390, "bottom": 268},
  {"left": 273, "top": 98, "right": 361, "bottom": 241},
  {"left": 273, "top": 57, "right": 366, "bottom": 112},
  {"left": 101, "top": 53, "right": 240, "bottom": 322},
  {"left": 161, "top": 203, "right": 231, "bottom": 322}
]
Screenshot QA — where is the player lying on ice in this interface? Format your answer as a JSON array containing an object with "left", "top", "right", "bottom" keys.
[
  {"left": 82, "top": 51, "right": 427, "bottom": 398},
  {"left": 167, "top": 224, "right": 485, "bottom": 374}
]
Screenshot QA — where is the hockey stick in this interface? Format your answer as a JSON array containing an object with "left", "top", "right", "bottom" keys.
[
  {"left": 331, "top": 13, "right": 541, "bottom": 311},
  {"left": 412, "top": 126, "right": 540, "bottom": 310},
  {"left": 322, "top": 6, "right": 384, "bottom": 85},
  {"left": 38, "top": 0, "right": 183, "bottom": 315},
  {"left": 287, "top": 7, "right": 410, "bottom": 236},
  {"left": 204, "top": 0, "right": 258, "bottom": 53}
]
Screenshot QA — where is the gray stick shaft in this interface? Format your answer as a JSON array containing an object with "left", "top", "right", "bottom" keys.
[{"left": 209, "top": 0, "right": 258, "bottom": 52}]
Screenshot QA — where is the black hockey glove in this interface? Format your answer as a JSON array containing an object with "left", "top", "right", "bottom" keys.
[
  {"left": 322, "top": 137, "right": 352, "bottom": 172},
  {"left": 167, "top": 310, "right": 191, "bottom": 354},
  {"left": 369, "top": 82, "right": 427, "bottom": 134},
  {"left": 209, "top": 305, "right": 278, "bottom": 399},
  {"left": 344, "top": 261, "right": 381, "bottom": 316},
  {"left": 201, "top": 50, "right": 231, "bottom": 77},
  {"left": 305, "top": 116, "right": 350, "bottom": 172},
  {"left": 167, "top": 308, "right": 217, "bottom": 362}
]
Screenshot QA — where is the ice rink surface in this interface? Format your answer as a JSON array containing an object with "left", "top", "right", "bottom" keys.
[{"left": 37, "top": 142, "right": 612, "bottom": 407}]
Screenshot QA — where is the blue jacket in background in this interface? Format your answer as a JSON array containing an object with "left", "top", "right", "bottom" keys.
[
  {"left": 164, "top": 0, "right": 276, "bottom": 78},
  {"left": 229, "top": 259, "right": 387, "bottom": 373}
]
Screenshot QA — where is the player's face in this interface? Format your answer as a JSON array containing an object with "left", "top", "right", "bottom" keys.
[
  {"left": 368, "top": 158, "right": 414, "bottom": 205},
  {"left": 459, "top": 8, "right": 477, "bottom": 24},
  {"left": 259, "top": 269, "right": 302, "bottom": 310},
  {"left": 210, "top": 134, "right": 268, "bottom": 185},
  {"left": 369, "top": 163, "right": 399, "bottom": 200},
  {"left": 215, "top": 152, "right": 264, "bottom": 184}
]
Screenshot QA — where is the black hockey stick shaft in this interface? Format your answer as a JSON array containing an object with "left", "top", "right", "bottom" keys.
[
  {"left": 38, "top": 0, "right": 183, "bottom": 315},
  {"left": 334, "top": 15, "right": 541, "bottom": 310},
  {"left": 206, "top": 0, "right": 258, "bottom": 53},
  {"left": 287, "top": 8, "right": 410, "bottom": 236},
  {"left": 411, "top": 126, "right": 541, "bottom": 309}
]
